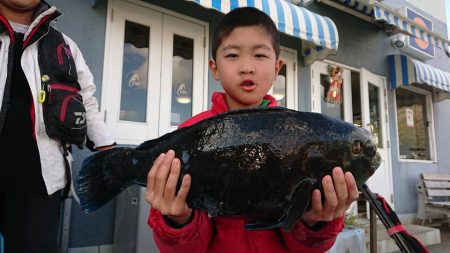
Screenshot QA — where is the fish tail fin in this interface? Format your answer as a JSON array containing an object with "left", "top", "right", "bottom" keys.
[
  {"left": 282, "top": 178, "right": 315, "bottom": 231},
  {"left": 75, "top": 147, "right": 134, "bottom": 212}
]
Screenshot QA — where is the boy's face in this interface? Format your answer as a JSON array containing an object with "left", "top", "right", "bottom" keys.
[{"left": 209, "top": 25, "right": 283, "bottom": 110}]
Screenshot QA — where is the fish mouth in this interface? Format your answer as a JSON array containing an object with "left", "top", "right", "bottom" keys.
[
  {"left": 240, "top": 80, "right": 256, "bottom": 91},
  {"left": 371, "top": 152, "right": 382, "bottom": 174}
]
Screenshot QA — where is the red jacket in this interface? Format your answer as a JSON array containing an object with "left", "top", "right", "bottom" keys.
[{"left": 148, "top": 92, "right": 344, "bottom": 253}]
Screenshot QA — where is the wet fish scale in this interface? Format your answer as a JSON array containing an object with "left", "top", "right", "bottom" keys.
[{"left": 76, "top": 107, "right": 381, "bottom": 231}]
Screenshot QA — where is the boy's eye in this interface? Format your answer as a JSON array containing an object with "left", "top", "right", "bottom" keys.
[
  {"left": 225, "top": 54, "right": 238, "bottom": 58},
  {"left": 255, "top": 54, "right": 268, "bottom": 58}
]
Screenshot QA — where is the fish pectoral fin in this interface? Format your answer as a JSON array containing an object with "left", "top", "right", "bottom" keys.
[
  {"left": 282, "top": 178, "right": 314, "bottom": 231},
  {"left": 245, "top": 219, "right": 284, "bottom": 231}
]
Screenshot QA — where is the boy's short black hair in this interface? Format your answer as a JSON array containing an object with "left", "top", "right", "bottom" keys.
[{"left": 212, "top": 7, "right": 280, "bottom": 61}]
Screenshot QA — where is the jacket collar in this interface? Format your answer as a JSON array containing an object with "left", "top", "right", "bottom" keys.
[
  {"left": 210, "top": 92, "right": 278, "bottom": 115},
  {"left": 0, "top": 1, "right": 61, "bottom": 47}
]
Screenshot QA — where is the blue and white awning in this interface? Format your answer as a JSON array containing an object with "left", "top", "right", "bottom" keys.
[
  {"left": 373, "top": 4, "right": 449, "bottom": 50},
  {"left": 186, "top": 0, "right": 339, "bottom": 65},
  {"left": 388, "top": 54, "right": 450, "bottom": 92},
  {"left": 333, "top": 0, "right": 450, "bottom": 52},
  {"left": 335, "top": 0, "right": 374, "bottom": 15}
]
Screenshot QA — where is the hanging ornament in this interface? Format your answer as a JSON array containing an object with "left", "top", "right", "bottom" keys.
[{"left": 326, "top": 65, "right": 343, "bottom": 104}]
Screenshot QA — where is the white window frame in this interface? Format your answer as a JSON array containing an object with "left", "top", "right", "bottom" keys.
[{"left": 394, "top": 86, "right": 437, "bottom": 163}]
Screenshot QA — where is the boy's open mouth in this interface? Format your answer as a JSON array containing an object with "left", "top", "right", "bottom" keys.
[{"left": 240, "top": 80, "right": 256, "bottom": 91}]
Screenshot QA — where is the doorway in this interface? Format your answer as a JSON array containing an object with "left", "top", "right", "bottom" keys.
[
  {"left": 312, "top": 62, "right": 393, "bottom": 217},
  {"left": 102, "top": 0, "right": 208, "bottom": 144},
  {"left": 102, "top": 1, "right": 208, "bottom": 252}
]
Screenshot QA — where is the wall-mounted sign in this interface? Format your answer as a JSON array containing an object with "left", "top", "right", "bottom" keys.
[
  {"left": 405, "top": 7, "right": 435, "bottom": 59},
  {"left": 406, "top": 108, "right": 414, "bottom": 127}
]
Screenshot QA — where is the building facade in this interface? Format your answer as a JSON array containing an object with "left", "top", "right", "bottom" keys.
[{"left": 42, "top": 0, "right": 450, "bottom": 252}]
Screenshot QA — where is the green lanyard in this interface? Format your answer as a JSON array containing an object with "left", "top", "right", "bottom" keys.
[{"left": 260, "top": 99, "right": 270, "bottom": 108}]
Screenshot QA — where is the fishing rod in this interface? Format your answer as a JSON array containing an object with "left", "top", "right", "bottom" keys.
[{"left": 360, "top": 183, "right": 412, "bottom": 253}]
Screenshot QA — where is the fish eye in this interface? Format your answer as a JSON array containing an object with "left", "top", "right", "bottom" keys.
[{"left": 352, "top": 141, "right": 362, "bottom": 154}]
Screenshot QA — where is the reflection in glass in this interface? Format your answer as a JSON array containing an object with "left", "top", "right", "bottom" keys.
[
  {"left": 119, "top": 21, "right": 149, "bottom": 122},
  {"left": 320, "top": 73, "right": 343, "bottom": 120},
  {"left": 273, "top": 64, "right": 287, "bottom": 107},
  {"left": 368, "top": 83, "right": 382, "bottom": 148},
  {"left": 171, "top": 35, "right": 193, "bottom": 126},
  {"left": 351, "top": 71, "right": 362, "bottom": 127},
  {"left": 396, "top": 88, "right": 430, "bottom": 160}
]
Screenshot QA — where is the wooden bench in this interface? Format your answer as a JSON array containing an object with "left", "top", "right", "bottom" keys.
[{"left": 415, "top": 173, "right": 450, "bottom": 225}]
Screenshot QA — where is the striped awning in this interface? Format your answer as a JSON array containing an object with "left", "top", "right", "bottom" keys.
[
  {"left": 186, "top": 0, "right": 339, "bottom": 65},
  {"left": 332, "top": 0, "right": 450, "bottom": 52},
  {"left": 388, "top": 54, "right": 450, "bottom": 92},
  {"left": 335, "top": 0, "right": 374, "bottom": 15}
]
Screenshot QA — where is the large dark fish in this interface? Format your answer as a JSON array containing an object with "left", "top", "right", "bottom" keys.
[{"left": 76, "top": 107, "right": 380, "bottom": 231}]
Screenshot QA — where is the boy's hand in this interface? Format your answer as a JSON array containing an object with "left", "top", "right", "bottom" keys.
[
  {"left": 145, "top": 150, "right": 193, "bottom": 226},
  {"left": 301, "top": 167, "right": 359, "bottom": 227}
]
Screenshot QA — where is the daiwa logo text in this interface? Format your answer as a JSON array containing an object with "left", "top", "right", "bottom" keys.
[{"left": 74, "top": 112, "right": 86, "bottom": 125}]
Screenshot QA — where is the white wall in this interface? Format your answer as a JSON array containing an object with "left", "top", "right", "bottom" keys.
[{"left": 406, "top": 0, "right": 446, "bottom": 23}]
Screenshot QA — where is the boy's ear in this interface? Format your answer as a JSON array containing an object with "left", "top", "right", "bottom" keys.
[
  {"left": 209, "top": 59, "right": 220, "bottom": 80},
  {"left": 275, "top": 58, "right": 284, "bottom": 76}
]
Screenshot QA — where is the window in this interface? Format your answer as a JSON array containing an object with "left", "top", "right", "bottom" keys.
[
  {"left": 395, "top": 87, "right": 435, "bottom": 161},
  {"left": 119, "top": 21, "right": 150, "bottom": 123},
  {"left": 170, "top": 35, "right": 194, "bottom": 126}
]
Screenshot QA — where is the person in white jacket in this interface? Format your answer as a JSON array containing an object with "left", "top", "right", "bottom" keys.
[{"left": 0, "top": 1, "right": 115, "bottom": 252}]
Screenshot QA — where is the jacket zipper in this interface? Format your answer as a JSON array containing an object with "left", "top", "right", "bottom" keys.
[
  {"left": 57, "top": 43, "right": 64, "bottom": 64},
  {"left": 57, "top": 43, "right": 72, "bottom": 75},
  {"left": 60, "top": 95, "right": 77, "bottom": 122}
]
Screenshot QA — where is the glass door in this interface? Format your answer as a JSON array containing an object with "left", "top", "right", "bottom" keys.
[
  {"left": 361, "top": 68, "right": 394, "bottom": 208},
  {"left": 159, "top": 14, "right": 206, "bottom": 135},
  {"left": 103, "top": 1, "right": 208, "bottom": 253},
  {"left": 311, "top": 61, "right": 352, "bottom": 123},
  {"left": 102, "top": 0, "right": 207, "bottom": 144},
  {"left": 268, "top": 47, "right": 298, "bottom": 110},
  {"left": 103, "top": 1, "right": 163, "bottom": 144}
]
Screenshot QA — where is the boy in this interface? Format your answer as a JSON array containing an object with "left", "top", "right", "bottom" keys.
[{"left": 145, "top": 7, "right": 358, "bottom": 253}]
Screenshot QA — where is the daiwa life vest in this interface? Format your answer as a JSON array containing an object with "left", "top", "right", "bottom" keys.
[{"left": 38, "top": 27, "right": 87, "bottom": 199}]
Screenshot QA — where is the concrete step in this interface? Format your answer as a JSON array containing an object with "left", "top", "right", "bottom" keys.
[{"left": 372, "top": 224, "right": 441, "bottom": 253}]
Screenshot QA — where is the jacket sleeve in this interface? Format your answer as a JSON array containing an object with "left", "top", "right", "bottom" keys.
[
  {"left": 281, "top": 216, "right": 345, "bottom": 253},
  {"left": 148, "top": 208, "right": 213, "bottom": 253},
  {"left": 63, "top": 34, "right": 115, "bottom": 148}
]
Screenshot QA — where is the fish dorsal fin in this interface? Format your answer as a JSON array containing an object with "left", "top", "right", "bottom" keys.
[
  {"left": 222, "top": 106, "right": 290, "bottom": 117},
  {"left": 282, "top": 178, "right": 315, "bottom": 231}
]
